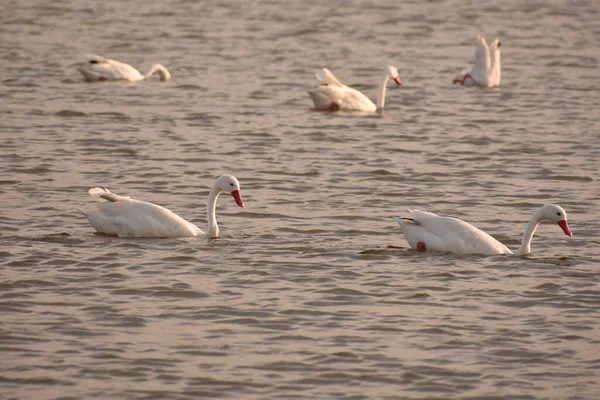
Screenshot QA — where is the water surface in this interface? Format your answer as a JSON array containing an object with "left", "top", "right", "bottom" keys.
[{"left": 1, "top": 0, "right": 599, "bottom": 399}]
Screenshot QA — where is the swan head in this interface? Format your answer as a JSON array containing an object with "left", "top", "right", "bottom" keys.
[
  {"left": 539, "top": 204, "right": 572, "bottom": 237},
  {"left": 386, "top": 65, "right": 402, "bottom": 86},
  {"left": 217, "top": 174, "right": 244, "bottom": 208}
]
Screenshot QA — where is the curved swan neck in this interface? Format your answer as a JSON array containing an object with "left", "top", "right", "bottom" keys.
[
  {"left": 515, "top": 209, "right": 543, "bottom": 256},
  {"left": 376, "top": 74, "right": 391, "bottom": 110},
  {"left": 206, "top": 186, "right": 222, "bottom": 238},
  {"left": 146, "top": 64, "right": 171, "bottom": 81}
]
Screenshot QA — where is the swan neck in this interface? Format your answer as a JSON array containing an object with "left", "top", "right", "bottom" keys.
[
  {"left": 146, "top": 65, "right": 171, "bottom": 81},
  {"left": 515, "top": 210, "right": 542, "bottom": 256},
  {"left": 376, "top": 74, "right": 390, "bottom": 110},
  {"left": 206, "top": 186, "right": 221, "bottom": 238}
]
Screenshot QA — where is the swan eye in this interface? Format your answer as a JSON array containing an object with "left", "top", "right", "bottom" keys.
[
  {"left": 230, "top": 183, "right": 234, "bottom": 187},
  {"left": 556, "top": 212, "right": 561, "bottom": 216},
  {"left": 89, "top": 60, "right": 98, "bottom": 64}
]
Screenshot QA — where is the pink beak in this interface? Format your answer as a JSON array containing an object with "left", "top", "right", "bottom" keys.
[
  {"left": 394, "top": 76, "right": 402, "bottom": 86},
  {"left": 231, "top": 190, "right": 245, "bottom": 208},
  {"left": 558, "top": 220, "right": 572, "bottom": 237}
]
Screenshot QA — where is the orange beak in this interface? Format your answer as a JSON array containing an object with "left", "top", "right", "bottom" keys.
[
  {"left": 558, "top": 220, "right": 572, "bottom": 237},
  {"left": 394, "top": 76, "right": 402, "bottom": 86},
  {"left": 231, "top": 190, "right": 244, "bottom": 208}
]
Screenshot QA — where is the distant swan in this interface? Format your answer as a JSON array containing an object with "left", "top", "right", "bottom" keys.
[
  {"left": 78, "top": 54, "right": 171, "bottom": 82},
  {"left": 393, "top": 204, "right": 572, "bottom": 256},
  {"left": 84, "top": 175, "right": 244, "bottom": 238},
  {"left": 308, "top": 66, "right": 402, "bottom": 112},
  {"left": 453, "top": 35, "right": 501, "bottom": 87}
]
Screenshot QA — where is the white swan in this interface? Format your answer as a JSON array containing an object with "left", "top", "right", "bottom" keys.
[
  {"left": 453, "top": 35, "right": 501, "bottom": 87},
  {"left": 308, "top": 66, "right": 402, "bottom": 112},
  {"left": 84, "top": 175, "right": 244, "bottom": 238},
  {"left": 77, "top": 54, "right": 171, "bottom": 82},
  {"left": 393, "top": 204, "right": 572, "bottom": 256}
]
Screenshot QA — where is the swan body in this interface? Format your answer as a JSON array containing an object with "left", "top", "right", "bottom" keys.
[
  {"left": 84, "top": 175, "right": 244, "bottom": 238},
  {"left": 394, "top": 204, "right": 572, "bottom": 256},
  {"left": 453, "top": 35, "right": 501, "bottom": 87},
  {"left": 78, "top": 54, "right": 171, "bottom": 82},
  {"left": 308, "top": 66, "right": 402, "bottom": 112}
]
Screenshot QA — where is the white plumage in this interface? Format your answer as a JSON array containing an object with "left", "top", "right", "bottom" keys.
[
  {"left": 394, "top": 204, "right": 572, "bottom": 256},
  {"left": 84, "top": 175, "right": 244, "bottom": 238},
  {"left": 453, "top": 35, "right": 501, "bottom": 87},
  {"left": 77, "top": 54, "right": 171, "bottom": 82},
  {"left": 308, "top": 66, "right": 402, "bottom": 112}
]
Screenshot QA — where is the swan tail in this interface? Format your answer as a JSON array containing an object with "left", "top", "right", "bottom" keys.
[
  {"left": 308, "top": 90, "right": 335, "bottom": 110},
  {"left": 394, "top": 216, "right": 420, "bottom": 226},
  {"left": 77, "top": 54, "right": 112, "bottom": 81},
  {"left": 77, "top": 67, "right": 100, "bottom": 81},
  {"left": 88, "top": 187, "right": 130, "bottom": 203},
  {"left": 315, "top": 68, "right": 344, "bottom": 86}
]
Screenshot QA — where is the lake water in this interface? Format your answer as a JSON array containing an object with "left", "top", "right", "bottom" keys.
[{"left": 1, "top": 0, "right": 599, "bottom": 399}]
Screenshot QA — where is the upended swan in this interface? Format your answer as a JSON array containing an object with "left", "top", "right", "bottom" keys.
[
  {"left": 393, "top": 204, "right": 572, "bottom": 256},
  {"left": 84, "top": 175, "right": 244, "bottom": 238},
  {"left": 308, "top": 66, "right": 402, "bottom": 112},
  {"left": 453, "top": 35, "right": 501, "bottom": 87},
  {"left": 77, "top": 54, "right": 171, "bottom": 82}
]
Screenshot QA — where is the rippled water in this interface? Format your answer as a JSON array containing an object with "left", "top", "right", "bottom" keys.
[{"left": 2, "top": 0, "right": 599, "bottom": 399}]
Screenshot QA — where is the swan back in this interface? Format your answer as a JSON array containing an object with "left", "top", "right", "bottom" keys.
[
  {"left": 78, "top": 54, "right": 145, "bottom": 82},
  {"left": 395, "top": 204, "right": 572, "bottom": 256},
  {"left": 86, "top": 188, "right": 202, "bottom": 237},
  {"left": 309, "top": 66, "right": 402, "bottom": 112},
  {"left": 394, "top": 210, "right": 512, "bottom": 255},
  {"left": 85, "top": 175, "right": 245, "bottom": 239},
  {"left": 309, "top": 68, "right": 375, "bottom": 112}
]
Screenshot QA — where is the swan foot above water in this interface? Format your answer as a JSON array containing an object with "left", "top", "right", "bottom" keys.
[
  {"left": 453, "top": 35, "right": 501, "bottom": 88},
  {"left": 387, "top": 242, "right": 426, "bottom": 251}
]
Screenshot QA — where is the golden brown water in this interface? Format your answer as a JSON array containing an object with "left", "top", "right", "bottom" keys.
[{"left": 1, "top": 0, "right": 599, "bottom": 399}]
